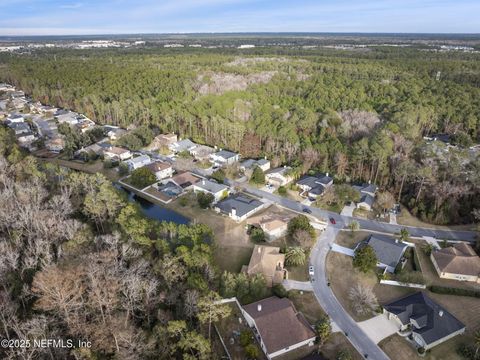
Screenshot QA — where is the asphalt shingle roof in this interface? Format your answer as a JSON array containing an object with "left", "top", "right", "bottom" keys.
[
  {"left": 384, "top": 292, "right": 465, "bottom": 345},
  {"left": 216, "top": 194, "right": 263, "bottom": 217},
  {"left": 361, "top": 234, "right": 407, "bottom": 269}
]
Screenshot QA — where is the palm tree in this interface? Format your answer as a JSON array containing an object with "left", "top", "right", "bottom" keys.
[{"left": 285, "top": 247, "right": 306, "bottom": 266}]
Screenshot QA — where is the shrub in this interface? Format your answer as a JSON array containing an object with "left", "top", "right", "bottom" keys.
[
  {"left": 239, "top": 330, "right": 252, "bottom": 347},
  {"left": 250, "top": 227, "right": 265, "bottom": 242},
  {"left": 211, "top": 169, "right": 226, "bottom": 183},
  {"left": 278, "top": 186, "right": 287, "bottom": 195},
  {"left": 244, "top": 344, "right": 260, "bottom": 359},
  {"left": 178, "top": 196, "right": 188, "bottom": 207},
  {"left": 272, "top": 284, "right": 288, "bottom": 298},
  {"left": 197, "top": 192, "right": 214, "bottom": 209},
  {"left": 129, "top": 167, "right": 157, "bottom": 188},
  {"left": 353, "top": 245, "right": 377, "bottom": 273},
  {"left": 428, "top": 285, "right": 480, "bottom": 298}
]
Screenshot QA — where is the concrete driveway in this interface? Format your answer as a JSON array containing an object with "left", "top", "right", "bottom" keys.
[
  {"left": 357, "top": 314, "right": 400, "bottom": 343},
  {"left": 341, "top": 203, "right": 356, "bottom": 217},
  {"left": 331, "top": 243, "right": 355, "bottom": 257},
  {"left": 282, "top": 280, "right": 313, "bottom": 292}
]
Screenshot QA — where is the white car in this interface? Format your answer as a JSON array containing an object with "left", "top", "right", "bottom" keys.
[{"left": 308, "top": 266, "right": 314, "bottom": 276}]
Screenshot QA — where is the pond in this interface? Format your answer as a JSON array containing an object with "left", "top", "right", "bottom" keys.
[{"left": 116, "top": 185, "right": 190, "bottom": 225}]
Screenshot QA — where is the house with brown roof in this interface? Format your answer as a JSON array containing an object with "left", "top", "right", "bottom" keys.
[
  {"left": 170, "top": 171, "right": 201, "bottom": 189},
  {"left": 242, "top": 245, "right": 287, "bottom": 287},
  {"left": 145, "top": 161, "right": 173, "bottom": 180},
  {"left": 247, "top": 214, "right": 291, "bottom": 241},
  {"left": 431, "top": 243, "right": 480, "bottom": 283},
  {"left": 241, "top": 296, "right": 316, "bottom": 359},
  {"left": 103, "top": 146, "right": 132, "bottom": 161}
]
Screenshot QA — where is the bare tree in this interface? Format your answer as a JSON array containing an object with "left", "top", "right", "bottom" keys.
[{"left": 348, "top": 284, "right": 378, "bottom": 315}]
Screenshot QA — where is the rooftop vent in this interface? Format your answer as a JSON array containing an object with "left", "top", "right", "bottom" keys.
[{"left": 257, "top": 304, "right": 262, "bottom": 312}]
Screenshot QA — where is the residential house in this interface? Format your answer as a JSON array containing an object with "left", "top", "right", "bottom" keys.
[
  {"left": 357, "top": 234, "right": 408, "bottom": 273},
  {"left": 242, "top": 245, "right": 287, "bottom": 287},
  {"left": 215, "top": 194, "right": 265, "bottom": 222},
  {"left": 170, "top": 171, "right": 201, "bottom": 189},
  {"left": 169, "top": 138, "right": 197, "bottom": 153},
  {"left": 353, "top": 183, "right": 378, "bottom": 211},
  {"left": 209, "top": 149, "right": 240, "bottom": 166},
  {"left": 431, "top": 243, "right": 480, "bottom": 283},
  {"left": 17, "top": 132, "right": 36, "bottom": 145},
  {"left": 297, "top": 173, "right": 333, "bottom": 198},
  {"left": 247, "top": 214, "right": 291, "bottom": 241},
  {"left": 145, "top": 161, "right": 173, "bottom": 180},
  {"left": 6, "top": 113, "right": 24, "bottom": 123},
  {"left": 76, "top": 118, "right": 96, "bottom": 133},
  {"left": 240, "top": 158, "right": 271, "bottom": 173},
  {"left": 124, "top": 154, "right": 151, "bottom": 171},
  {"left": 189, "top": 144, "right": 215, "bottom": 161},
  {"left": 265, "top": 167, "right": 294, "bottom": 187},
  {"left": 75, "top": 141, "right": 110, "bottom": 159},
  {"left": 0, "top": 83, "right": 14, "bottom": 92},
  {"left": 103, "top": 146, "right": 132, "bottom": 161},
  {"left": 9, "top": 122, "right": 31, "bottom": 135},
  {"left": 192, "top": 179, "right": 229, "bottom": 202},
  {"left": 45, "top": 137, "right": 65, "bottom": 152},
  {"left": 11, "top": 97, "right": 27, "bottom": 110},
  {"left": 55, "top": 110, "right": 79, "bottom": 125},
  {"left": 146, "top": 133, "right": 178, "bottom": 151},
  {"left": 241, "top": 297, "right": 316, "bottom": 359},
  {"left": 104, "top": 125, "right": 127, "bottom": 140},
  {"left": 384, "top": 292, "right": 465, "bottom": 350}
]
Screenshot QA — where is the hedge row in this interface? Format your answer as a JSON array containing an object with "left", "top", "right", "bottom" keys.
[{"left": 428, "top": 285, "right": 480, "bottom": 298}]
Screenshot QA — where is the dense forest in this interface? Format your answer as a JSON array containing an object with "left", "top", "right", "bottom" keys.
[
  {"left": 0, "top": 126, "right": 257, "bottom": 359},
  {"left": 1, "top": 45, "right": 479, "bottom": 224}
]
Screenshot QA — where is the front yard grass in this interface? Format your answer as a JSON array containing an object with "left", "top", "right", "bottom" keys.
[{"left": 335, "top": 230, "right": 371, "bottom": 248}]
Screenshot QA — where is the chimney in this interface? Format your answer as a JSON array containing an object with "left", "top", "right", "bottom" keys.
[
  {"left": 326, "top": 172, "right": 329, "bottom": 177},
  {"left": 231, "top": 207, "right": 236, "bottom": 217},
  {"left": 368, "top": 180, "right": 371, "bottom": 184},
  {"left": 258, "top": 246, "right": 262, "bottom": 253},
  {"left": 202, "top": 179, "right": 205, "bottom": 185},
  {"left": 257, "top": 304, "right": 262, "bottom": 312},
  {"left": 395, "top": 239, "right": 399, "bottom": 243},
  {"left": 439, "top": 310, "right": 444, "bottom": 317}
]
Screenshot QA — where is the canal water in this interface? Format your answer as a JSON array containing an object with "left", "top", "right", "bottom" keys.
[{"left": 116, "top": 185, "right": 190, "bottom": 225}]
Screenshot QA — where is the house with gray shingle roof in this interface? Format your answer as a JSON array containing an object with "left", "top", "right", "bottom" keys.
[
  {"left": 215, "top": 194, "right": 265, "bottom": 222},
  {"left": 357, "top": 234, "right": 408, "bottom": 273},
  {"left": 353, "top": 182, "right": 378, "bottom": 211},
  {"left": 297, "top": 173, "right": 333, "bottom": 199},
  {"left": 384, "top": 292, "right": 465, "bottom": 350},
  {"left": 210, "top": 149, "right": 240, "bottom": 166},
  {"left": 193, "top": 178, "right": 229, "bottom": 202}
]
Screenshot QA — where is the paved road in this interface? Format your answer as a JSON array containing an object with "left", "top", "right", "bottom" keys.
[
  {"left": 238, "top": 184, "right": 476, "bottom": 242},
  {"left": 310, "top": 225, "right": 390, "bottom": 360}
]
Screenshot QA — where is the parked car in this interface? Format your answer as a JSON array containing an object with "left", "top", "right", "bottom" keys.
[
  {"left": 329, "top": 217, "right": 336, "bottom": 224},
  {"left": 308, "top": 266, "right": 314, "bottom": 276},
  {"left": 303, "top": 207, "right": 312, "bottom": 214}
]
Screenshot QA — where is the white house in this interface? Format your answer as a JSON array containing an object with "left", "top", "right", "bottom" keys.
[
  {"left": 209, "top": 149, "right": 240, "bottom": 166},
  {"left": 192, "top": 179, "right": 229, "bottom": 202},
  {"left": 124, "top": 154, "right": 151, "bottom": 171},
  {"left": 169, "top": 138, "right": 197, "bottom": 153},
  {"left": 6, "top": 113, "right": 24, "bottom": 123},
  {"left": 240, "top": 158, "right": 271, "bottom": 172},
  {"left": 55, "top": 110, "right": 80, "bottom": 125},
  {"left": 103, "top": 146, "right": 132, "bottom": 161},
  {"left": 265, "top": 167, "right": 293, "bottom": 187},
  {"left": 145, "top": 161, "right": 173, "bottom": 180},
  {"left": 241, "top": 297, "right": 316, "bottom": 359}
]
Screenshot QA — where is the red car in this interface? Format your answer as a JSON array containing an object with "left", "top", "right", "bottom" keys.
[{"left": 329, "top": 217, "right": 336, "bottom": 225}]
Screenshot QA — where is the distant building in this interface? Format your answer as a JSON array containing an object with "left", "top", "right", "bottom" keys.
[
  {"left": 215, "top": 194, "right": 265, "bottom": 222},
  {"left": 210, "top": 149, "right": 240, "bottom": 166},
  {"left": 55, "top": 110, "right": 80, "bottom": 125},
  {"left": 6, "top": 113, "right": 24, "bottom": 123},
  {"left": 103, "top": 146, "right": 132, "bottom": 161},
  {"left": 145, "top": 161, "right": 173, "bottom": 180},
  {"left": 241, "top": 297, "right": 316, "bottom": 359},
  {"left": 124, "top": 154, "right": 151, "bottom": 171},
  {"left": 265, "top": 167, "right": 293, "bottom": 187},
  {"left": 357, "top": 234, "right": 408, "bottom": 273},
  {"left": 192, "top": 178, "right": 229, "bottom": 202},
  {"left": 104, "top": 125, "right": 127, "bottom": 140},
  {"left": 431, "top": 243, "right": 480, "bottom": 283},
  {"left": 169, "top": 138, "right": 197, "bottom": 153},
  {"left": 297, "top": 173, "right": 333, "bottom": 198},
  {"left": 240, "top": 158, "right": 271, "bottom": 172},
  {"left": 243, "top": 245, "right": 287, "bottom": 287},
  {"left": 190, "top": 144, "right": 215, "bottom": 161},
  {"left": 45, "top": 137, "right": 65, "bottom": 152},
  {"left": 384, "top": 292, "right": 465, "bottom": 350}
]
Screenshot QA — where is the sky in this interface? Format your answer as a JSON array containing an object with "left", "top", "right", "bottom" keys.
[{"left": 0, "top": 0, "right": 479, "bottom": 36}]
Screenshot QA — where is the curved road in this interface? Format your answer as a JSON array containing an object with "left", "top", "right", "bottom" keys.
[{"left": 310, "top": 225, "right": 390, "bottom": 360}]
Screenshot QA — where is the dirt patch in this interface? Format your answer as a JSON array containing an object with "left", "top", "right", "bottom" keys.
[
  {"left": 196, "top": 71, "right": 277, "bottom": 95},
  {"left": 321, "top": 333, "right": 363, "bottom": 360}
]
